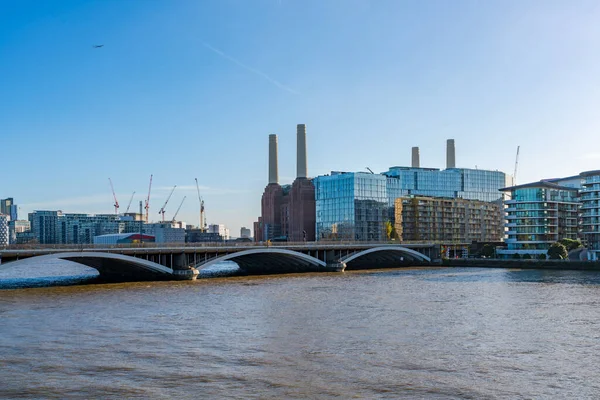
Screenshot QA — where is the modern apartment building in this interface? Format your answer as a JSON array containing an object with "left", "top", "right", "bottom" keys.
[
  {"left": 498, "top": 181, "right": 580, "bottom": 257},
  {"left": 0, "top": 214, "right": 9, "bottom": 246},
  {"left": 395, "top": 196, "right": 502, "bottom": 242},
  {"left": 315, "top": 166, "right": 507, "bottom": 242},
  {"left": 580, "top": 170, "right": 600, "bottom": 260}
]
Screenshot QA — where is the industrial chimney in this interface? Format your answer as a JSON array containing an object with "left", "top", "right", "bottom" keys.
[
  {"left": 411, "top": 147, "right": 420, "bottom": 168},
  {"left": 446, "top": 139, "right": 456, "bottom": 169},
  {"left": 297, "top": 124, "right": 307, "bottom": 179},
  {"left": 269, "top": 134, "right": 279, "bottom": 184}
]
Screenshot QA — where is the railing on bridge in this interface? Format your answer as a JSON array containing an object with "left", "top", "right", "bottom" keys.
[{"left": 1, "top": 240, "right": 462, "bottom": 252}]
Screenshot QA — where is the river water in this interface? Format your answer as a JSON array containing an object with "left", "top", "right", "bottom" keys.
[{"left": 1, "top": 260, "right": 600, "bottom": 399}]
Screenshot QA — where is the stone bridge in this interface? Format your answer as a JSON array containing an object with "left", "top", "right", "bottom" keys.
[{"left": 0, "top": 243, "right": 440, "bottom": 282}]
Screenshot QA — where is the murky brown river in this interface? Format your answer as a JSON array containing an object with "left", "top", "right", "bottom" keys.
[{"left": 1, "top": 261, "right": 600, "bottom": 399}]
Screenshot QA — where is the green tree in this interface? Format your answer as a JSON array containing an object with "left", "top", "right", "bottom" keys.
[
  {"left": 512, "top": 253, "right": 521, "bottom": 259},
  {"left": 385, "top": 221, "right": 393, "bottom": 241},
  {"left": 558, "top": 238, "right": 583, "bottom": 251},
  {"left": 548, "top": 242, "right": 568, "bottom": 260},
  {"left": 523, "top": 253, "right": 532, "bottom": 260},
  {"left": 481, "top": 244, "right": 495, "bottom": 258},
  {"left": 537, "top": 253, "right": 547, "bottom": 260}
]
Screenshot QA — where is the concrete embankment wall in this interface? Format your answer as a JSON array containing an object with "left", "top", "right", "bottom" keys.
[{"left": 441, "top": 259, "right": 600, "bottom": 271}]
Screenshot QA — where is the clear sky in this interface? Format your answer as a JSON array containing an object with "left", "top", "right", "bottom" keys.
[{"left": 2, "top": 0, "right": 600, "bottom": 235}]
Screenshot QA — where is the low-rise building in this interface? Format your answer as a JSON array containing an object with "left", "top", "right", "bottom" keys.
[{"left": 93, "top": 233, "right": 155, "bottom": 245}]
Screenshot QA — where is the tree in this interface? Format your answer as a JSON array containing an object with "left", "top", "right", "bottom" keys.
[
  {"left": 537, "top": 253, "right": 547, "bottom": 260},
  {"left": 523, "top": 253, "right": 532, "bottom": 260},
  {"left": 558, "top": 238, "right": 583, "bottom": 251},
  {"left": 385, "top": 221, "right": 399, "bottom": 241},
  {"left": 481, "top": 244, "right": 495, "bottom": 258},
  {"left": 512, "top": 253, "right": 521, "bottom": 259},
  {"left": 548, "top": 242, "right": 568, "bottom": 260}
]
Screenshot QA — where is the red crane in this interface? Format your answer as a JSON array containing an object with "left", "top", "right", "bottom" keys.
[
  {"left": 108, "top": 178, "right": 119, "bottom": 215},
  {"left": 144, "top": 174, "right": 153, "bottom": 223}
]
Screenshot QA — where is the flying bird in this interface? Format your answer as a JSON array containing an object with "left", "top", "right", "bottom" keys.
[{"left": 92, "top": 44, "right": 104, "bottom": 48}]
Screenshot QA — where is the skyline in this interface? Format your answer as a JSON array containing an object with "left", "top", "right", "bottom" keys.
[{"left": 2, "top": 0, "right": 600, "bottom": 234}]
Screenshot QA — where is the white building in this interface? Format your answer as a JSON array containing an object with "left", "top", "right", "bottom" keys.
[
  {"left": 144, "top": 223, "right": 185, "bottom": 243},
  {"left": 209, "top": 224, "right": 230, "bottom": 240},
  {"left": 0, "top": 214, "right": 9, "bottom": 246}
]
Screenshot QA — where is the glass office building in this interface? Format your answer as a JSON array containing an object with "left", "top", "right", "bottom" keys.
[
  {"left": 580, "top": 170, "right": 600, "bottom": 260},
  {"left": 384, "top": 167, "right": 506, "bottom": 202},
  {"left": 315, "top": 167, "right": 507, "bottom": 242},
  {"left": 314, "top": 172, "right": 388, "bottom": 241}
]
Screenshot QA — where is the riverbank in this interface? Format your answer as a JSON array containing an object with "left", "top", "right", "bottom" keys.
[{"left": 442, "top": 258, "right": 600, "bottom": 270}]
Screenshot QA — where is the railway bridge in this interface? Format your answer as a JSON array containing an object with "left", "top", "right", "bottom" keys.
[{"left": 0, "top": 242, "right": 442, "bottom": 282}]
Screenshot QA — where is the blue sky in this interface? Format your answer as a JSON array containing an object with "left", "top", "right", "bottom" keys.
[{"left": 2, "top": 0, "right": 600, "bottom": 235}]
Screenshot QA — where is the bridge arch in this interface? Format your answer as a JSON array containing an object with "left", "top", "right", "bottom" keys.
[
  {"left": 340, "top": 246, "right": 431, "bottom": 270},
  {"left": 197, "top": 248, "right": 327, "bottom": 274},
  {"left": 22, "top": 252, "right": 174, "bottom": 281}
]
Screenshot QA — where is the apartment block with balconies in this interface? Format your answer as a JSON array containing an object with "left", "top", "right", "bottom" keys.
[
  {"left": 498, "top": 181, "right": 580, "bottom": 257},
  {"left": 580, "top": 170, "right": 600, "bottom": 260}
]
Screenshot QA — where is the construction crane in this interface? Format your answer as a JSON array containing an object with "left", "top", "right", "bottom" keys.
[
  {"left": 158, "top": 185, "right": 176, "bottom": 222},
  {"left": 172, "top": 196, "right": 186, "bottom": 222},
  {"left": 125, "top": 191, "right": 135, "bottom": 214},
  {"left": 144, "top": 174, "right": 153, "bottom": 223},
  {"left": 108, "top": 178, "right": 119, "bottom": 215},
  {"left": 513, "top": 146, "right": 520, "bottom": 186},
  {"left": 195, "top": 178, "right": 206, "bottom": 232}
]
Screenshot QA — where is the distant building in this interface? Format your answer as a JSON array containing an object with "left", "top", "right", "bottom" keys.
[
  {"left": 0, "top": 214, "right": 9, "bottom": 246},
  {"left": 580, "top": 170, "right": 600, "bottom": 260},
  {"left": 93, "top": 233, "right": 155, "bottom": 245},
  {"left": 498, "top": 180, "right": 580, "bottom": 257},
  {"left": 0, "top": 198, "right": 17, "bottom": 221},
  {"left": 144, "top": 223, "right": 185, "bottom": 243},
  {"left": 8, "top": 220, "right": 30, "bottom": 244},
  {"left": 29, "top": 210, "right": 62, "bottom": 244},
  {"left": 395, "top": 196, "right": 503, "bottom": 243},
  {"left": 240, "top": 227, "right": 252, "bottom": 239},
  {"left": 186, "top": 229, "right": 223, "bottom": 243},
  {"left": 254, "top": 125, "right": 316, "bottom": 242},
  {"left": 208, "top": 224, "right": 230, "bottom": 240}
]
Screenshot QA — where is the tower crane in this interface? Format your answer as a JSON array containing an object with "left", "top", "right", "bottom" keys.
[
  {"left": 108, "top": 178, "right": 119, "bottom": 215},
  {"left": 172, "top": 196, "right": 186, "bottom": 222},
  {"left": 158, "top": 185, "right": 176, "bottom": 222},
  {"left": 125, "top": 191, "right": 136, "bottom": 214},
  {"left": 195, "top": 178, "right": 206, "bottom": 232},
  {"left": 513, "top": 146, "right": 520, "bottom": 186},
  {"left": 144, "top": 174, "right": 153, "bottom": 223}
]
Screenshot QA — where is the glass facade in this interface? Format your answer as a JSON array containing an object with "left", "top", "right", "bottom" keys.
[
  {"left": 500, "top": 183, "right": 579, "bottom": 254},
  {"left": 384, "top": 167, "right": 506, "bottom": 202},
  {"left": 316, "top": 167, "right": 507, "bottom": 242},
  {"left": 580, "top": 171, "right": 600, "bottom": 260},
  {"left": 315, "top": 172, "right": 388, "bottom": 241}
]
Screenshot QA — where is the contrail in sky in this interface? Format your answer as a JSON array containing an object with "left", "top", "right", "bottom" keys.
[{"left": 202, "top": 42, "right": 298, "bottom": 95}]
